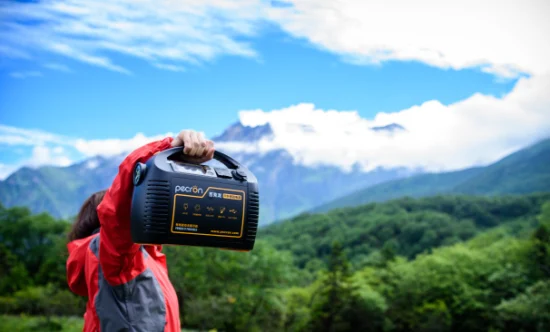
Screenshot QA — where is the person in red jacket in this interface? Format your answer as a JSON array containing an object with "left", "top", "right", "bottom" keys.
[{"left": 66, "top": 129, "right": 215, "bottom": 332}]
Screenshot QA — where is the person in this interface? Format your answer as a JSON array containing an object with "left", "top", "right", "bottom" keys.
[{"left": 66, "top": 129, "right": 215, "bottom": 332}]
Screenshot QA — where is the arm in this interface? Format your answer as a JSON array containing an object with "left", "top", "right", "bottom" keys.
[
  {"left": 97, "top": 137, "right": 173, "bottom": 286},
  {"left": 96, "top": 130, "right": 215, "bottom": 286}
]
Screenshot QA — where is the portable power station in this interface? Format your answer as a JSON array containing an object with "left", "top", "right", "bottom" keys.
[{"left": 130, "top": 147, "right": 259, "bottom": 251}]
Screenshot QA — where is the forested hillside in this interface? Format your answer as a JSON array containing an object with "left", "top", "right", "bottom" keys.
[
  {"left": 262, "top": 194, "right": 550, "bottom": 270},
  {"left": 1, "top": 193, "right": 549, "bottom": 331}
]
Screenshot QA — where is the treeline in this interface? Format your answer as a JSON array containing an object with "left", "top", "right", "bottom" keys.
[
  {"left": 0, "top": 194, "right": 549, "bottom": 331},
  {"left": 260, "top": 194, "right": 550, "bottom": 271}
]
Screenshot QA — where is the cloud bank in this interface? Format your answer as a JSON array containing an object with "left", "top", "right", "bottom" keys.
[
  {"left": 269, "top": 0, "right": 550, "bottom": 78},
  {"left": 216, "top": 73, "right": 550, "bottom": 172},
  {"left": 2, "top": 0, "right": 548, "bottom": 78},
  {"left": 2, "top": 69, "right": 549, "bottom": 179},
  {"left": 1, "top": 0, "right": 549, "bottom": 178},
  {"left": 0, "top": 125, "right": 174, "bottom": 179},
  {"left": 0, "top": 0, "right": 265, "bottom": 73}
]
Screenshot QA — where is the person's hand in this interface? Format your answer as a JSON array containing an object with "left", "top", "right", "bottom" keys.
[{"left": 171, "top": 130, "right": 215, "bottom": 164}]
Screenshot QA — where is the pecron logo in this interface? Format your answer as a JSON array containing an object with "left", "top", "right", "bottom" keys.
[{"left": 175, "top": 185, "right": 204, "bottom": 195}]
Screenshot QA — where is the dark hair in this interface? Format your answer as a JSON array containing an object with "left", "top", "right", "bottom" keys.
[{"left": 68, "top": 190, "right": 107, "bottom": 241}]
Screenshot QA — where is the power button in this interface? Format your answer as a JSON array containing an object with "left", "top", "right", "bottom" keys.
[{"left": 232, "top": 169, "right": 247, "bottom": 181}]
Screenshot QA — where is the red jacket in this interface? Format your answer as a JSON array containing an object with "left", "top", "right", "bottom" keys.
[{"left": 66, "top": 137, "right": 181, "bottom": 332}]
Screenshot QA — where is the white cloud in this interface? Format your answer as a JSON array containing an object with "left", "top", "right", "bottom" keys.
[
  {"left": 43, "top": 63, "right": 72, "bottom": 73},
  {"left": 0, "top": 124, "right": 177, "bottom": 178},
  {"left": 29, "top": 145, "right": 73, "bottom": 168},
  {"left": 2, "top": 70, "right": 549, "bottom": 178},
  {"left": 85, "top": 158, "right": 100, "bottom": 170},
  {"left": 214, "top": 73, "right": 550, "bottom": 172},
  {"left": 268, "top": 0, "right": 550, "bottom": 78},
  {"left": 0, "top": 45, "right": 31, "bottom": 59},
  {"left": 0, "top": 145, "right": 72, "bottom": 180},
  {"left": 0, "top": 0, "right": 265, "bottom": 73},
  {"left": 73, "top": 132, "right": 175, "bottom": 157},
  {"left": 0, "top": 125, "right": 70, "bottom": 146},
  {"left": 10, "top": 71, "right": 43, "bottom": 79},
  {"left": 0, "top": 124, "right": 173, "bottom": 158},
  {"left": 1, "top": 0, "right": 549, "bottom": 179},
  {"left": 47, "top": 43, "right": 131, "bottom": 74},
  {"left": 0, "top": 164, "right": 18, "bottom": 181},
  {"left": 2, "top": 0, "right": 547, "bottom": 79},
  {"left": 153, "top": 63, "right": 186, "bottom": 72}
]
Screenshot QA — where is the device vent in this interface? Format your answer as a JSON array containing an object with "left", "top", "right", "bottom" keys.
[
  {"left": 246, "top": 191, "right": 260, "bottom": 242},
  {"left": 143, "top": 180, "right": 170, "bottom": 234}
]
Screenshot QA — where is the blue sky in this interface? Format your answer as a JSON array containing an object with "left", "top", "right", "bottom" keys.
[
  {"left": 1, "top": 25, "right": 516, "bottom": 140},
  {"left": 1, "top": 0, "right": 549, "bottom": 179}
]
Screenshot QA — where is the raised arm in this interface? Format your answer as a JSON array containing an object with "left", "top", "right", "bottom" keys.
[
  {"left": 96, "top": 130, "right": 215, "bottom": 286},
  {"left": 96, "top": 137, "right": 174, "bottom": 285}
]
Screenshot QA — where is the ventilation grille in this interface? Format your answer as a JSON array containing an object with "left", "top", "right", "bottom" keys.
[
  {"left": 143, "top": 180, "right": 170, "bottom": 234},
  {"left": 246, "top": 191, "right": 259, "bottom": 242}
]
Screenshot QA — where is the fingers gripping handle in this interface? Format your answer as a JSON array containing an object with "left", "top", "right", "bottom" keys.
[
  {"left": 132, "top": 146, "right": 244, "bottom": 186},
  {"left": 165, "top": 147, "right": 241, "bottom": 169}
]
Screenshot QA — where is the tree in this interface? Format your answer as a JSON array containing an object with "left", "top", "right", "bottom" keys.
[
  {"left": 531, "top": 201, "right": 550, "bottom": 278},
  {"left": 308, "top": 241, "right": 355, "bottom": 332},
  {"left": 496, "top": 280, "right": 550, "bottom": 332},
  {"left": 0, "top": 243, "right": 32, "bottom": 295}
]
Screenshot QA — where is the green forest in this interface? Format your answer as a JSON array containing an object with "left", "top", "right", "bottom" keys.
[{"left": 1, "top": 193, "right": 549, "bottom": 331}]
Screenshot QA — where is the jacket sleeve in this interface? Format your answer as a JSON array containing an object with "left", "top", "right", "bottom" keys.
[
  {"left": 66, "top": 238, "right": 91, "bottom": 297},
  {"left": 96, "top": 137, "right": 173, "bottom": 286}
]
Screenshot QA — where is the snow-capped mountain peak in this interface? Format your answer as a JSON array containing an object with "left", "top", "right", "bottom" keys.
[
  {"left": 214, "top": 103, "right": 408, "bottom": 173},
  {"left": 213, "top": 122, "right": 274, "bottom": 142}
]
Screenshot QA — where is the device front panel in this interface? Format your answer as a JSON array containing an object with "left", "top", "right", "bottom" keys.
[{"left": 170, "top": 176, "right": 247, "bottom": 239}]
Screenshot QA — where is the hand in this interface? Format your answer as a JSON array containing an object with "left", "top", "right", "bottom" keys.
[{"left": 171, "top": 130, "right": 215, "bottom": 164}]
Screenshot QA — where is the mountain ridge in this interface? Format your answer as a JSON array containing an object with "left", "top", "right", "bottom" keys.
[
  {"left": 0, "top": 121, "right": 415, "bottom": 224},
  {"left": 312, "top": 137, "right": 550, "bottom": 213},
  {"left": 2, "top": 118, "right": 547, "bottom": 225}
]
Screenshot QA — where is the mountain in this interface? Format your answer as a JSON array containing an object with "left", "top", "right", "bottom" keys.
[
  {"left": 199, "top": 122, "right": 417, "bottom": 223},
  {"left": 0, "top": 121, "right": 413, "bottom": 224},
  {"left": 313, "top": 137, "right": 550, "bottom": 213},
  {"left": 214, "top": 121, "right": 275, "bottom": 142},
  {"left": 0, "top": 155, "right": 123, "bottom": 219},
  {"left": 206, "top": 147, "right": 412, "bottom": 223},
  {"left": 370, "top": 123, "right": 405, "bottom": 132}
]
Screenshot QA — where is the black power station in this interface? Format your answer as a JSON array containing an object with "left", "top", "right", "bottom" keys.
[{"left": 130, "top": 147, "right": 259, "bottom": 251}]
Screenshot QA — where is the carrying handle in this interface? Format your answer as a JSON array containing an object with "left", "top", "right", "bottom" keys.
[{"left": 165, "top": 146, "right": 241, "bottom": 169}]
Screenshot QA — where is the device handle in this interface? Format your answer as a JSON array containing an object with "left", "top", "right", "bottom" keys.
[{"left": 165, "top": 146, "right": 242, "bottom": 169}]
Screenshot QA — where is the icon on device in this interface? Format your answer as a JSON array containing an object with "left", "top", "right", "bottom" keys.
[
  {"left": 220, "top": 207, "right": 226, "bottom": 214},
  {"left": 195, "top": 204, "right": 201, "bottom": 211},
  {"left": 229, "top": 209, "right": 237, "bottom": 214},
  {"left": 184, "top": 203, "right": 188, "bottom": 210}
]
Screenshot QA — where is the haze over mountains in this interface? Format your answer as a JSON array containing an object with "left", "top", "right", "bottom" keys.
[
  {"left": 313, "top": 137, "right": 550, "bottom": 213},
  {"left": 1, "top": 115, "right": 549, "bottom": 226}
]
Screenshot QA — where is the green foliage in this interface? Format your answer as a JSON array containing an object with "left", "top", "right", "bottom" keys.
[
  {"left": 496, "top": 280, "right": 550, "bottom": 331},
  {"left": 164, "top": 240, "right": 299, "bottom": 332},
  {"left": 0, "top": 244, "right": 32, "bottom": 294},
  {"left": 1, "top": 195, "right": 550, "bottom": 331},
  {"left": 0, "top": 205, "right": 70, "bottom": 283},
  {"left": 306, "top": 242, "right": 391, "bottom": 332},
  {"left": 262, "top": 194, "right": 550, "bottom": 269},
  {"left": 0, "top": 315, "right": 84, "bottom": 332},
  {"left": 382, "top": 238, "right": 534, "bottom": 331},
  {"left": 308, "top": 242, "right": 354, "bottom": 332},
  {"left": 0, "top": 285, "right": 85, "bottom": 316},
  {"left": 524, "top": 200, "right": 550, "bottom": 281}
]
